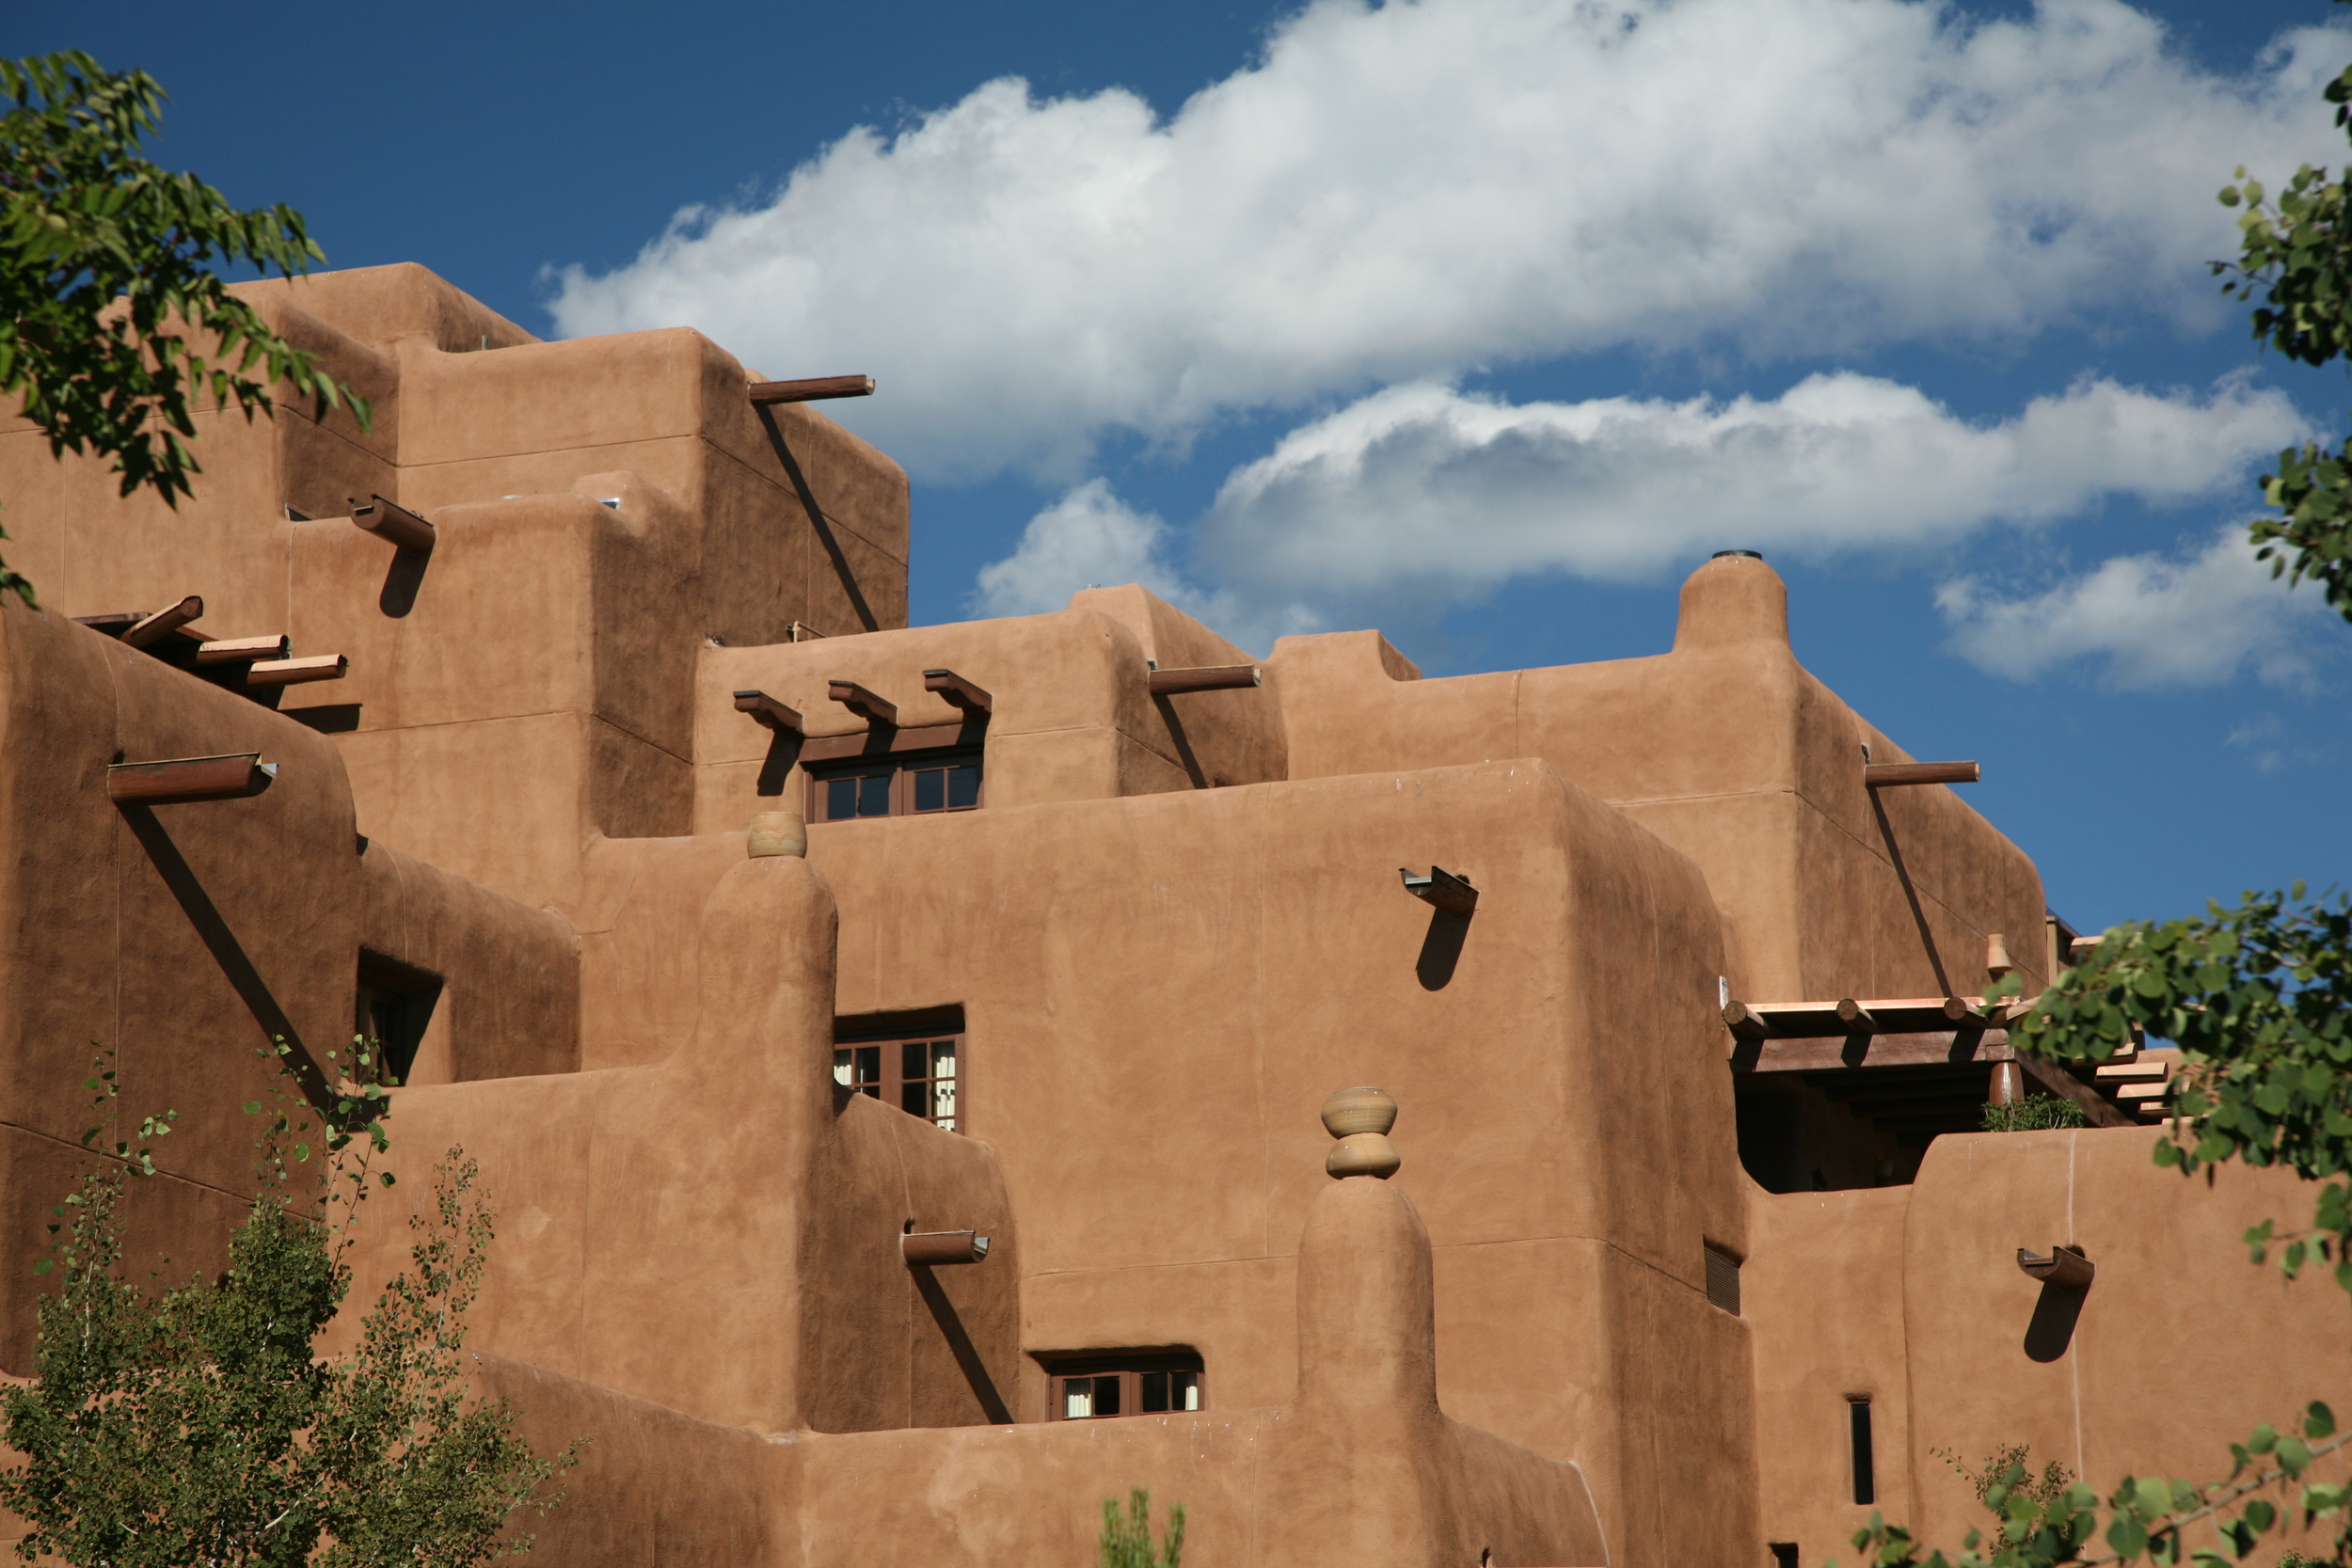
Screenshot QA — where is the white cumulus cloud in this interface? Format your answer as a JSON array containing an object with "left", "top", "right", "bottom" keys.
[
  {"left": 547, "top": 0, "right": 2344, "bottom": 480},
  {"left": 1936, "top": 527, "right": 2347, "bottom": 689},
  {"left": 1193, "top": 372, "right": 2305, "bottom": 596},
  {"left": 973, "top": 480, "right": 1319, "bottom": 651}
]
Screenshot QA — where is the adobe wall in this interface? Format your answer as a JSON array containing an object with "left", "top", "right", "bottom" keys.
[
  {"left": 803, "top": 757, "right": 1756, "bottom": 1566},
  {"left": 332, "top": 853, "right": 1025, "bottom": 1438},
  {"left": 1747, "top": 1131, "right": 2352, "bottom": 1565},
  {"left": 1270, "top": 555, "right": 2049, "bottom": 1005},
  {"left": 693, "top": 592, "right": 1285, "bottom": 831}
]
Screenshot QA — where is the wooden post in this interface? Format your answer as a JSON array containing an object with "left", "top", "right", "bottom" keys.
[{"left": 1987, "top": 1060, "right": 2025, "bottom": 1106}]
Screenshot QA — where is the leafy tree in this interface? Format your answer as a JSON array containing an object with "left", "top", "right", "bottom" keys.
[
  {"left": 1097, "top": 1489, "right": 1184, "bottom": 1568},
  {"left": 1831, "top": 7, "right": 2352, "bottom": 1563},
  {"left": 0, "top": 50, "right": 369, "bottom": 607},
  {"left": 0, "top": 1048, "right": 567, "bottom": 1568}
]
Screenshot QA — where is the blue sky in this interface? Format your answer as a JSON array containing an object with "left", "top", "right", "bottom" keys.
[{"left": 10, "top": 0, "right": 2349, "bottom": 935}]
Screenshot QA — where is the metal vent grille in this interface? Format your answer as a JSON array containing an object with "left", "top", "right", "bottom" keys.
[{"left": 1703, "top": 1243, "right": 1741, "bottom": 1315}]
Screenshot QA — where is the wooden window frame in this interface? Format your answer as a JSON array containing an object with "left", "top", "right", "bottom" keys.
[
  {"left": 834, "top": 1006, "right": 965, "bottom": 1132},
  {"left": 800, "top": 719, "right": 988, "bottom": 824},
  {"left": 1042, "top": 1351, "right": 1204, "bottom": 1421}
]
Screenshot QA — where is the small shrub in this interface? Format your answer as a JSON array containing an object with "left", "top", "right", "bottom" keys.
[
  {"left": 1934, "top": 1442, "right": 2074, "bottom": 1514},
  {"left": 1981, "top": 1094, "right": 2089, "bottom": 1132},
  {"left": 1098, "top": 1488, "right": 1184, "bottom": 1568}
]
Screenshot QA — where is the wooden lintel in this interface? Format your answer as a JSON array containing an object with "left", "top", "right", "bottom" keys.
[
  {"left": 350, "top": 495, "right": 436, "bottom": 553},
  {"left": 828, "top": 679, "right": 898, "bottom": 725},
  {"left": 1149, "top": 664, "right": 1261, "bottom": 696},
  {"left": 797, "top": 722, "right": 975, "bottom": 764},
  {"left": 1865, "top": 760, "right": 1979, "bottom": 787},
  {"left": 122, "top": 595, "right": 204, "bottom": 650},
  {"left": 733, "top": 689, "right": 805, "bottom": 736},
  {"left": 246, "top": 654, "right": 348, "bottom": 687},
  {"left": 195, "top": 634, "right": 291, "bottom": 664},
  {"left": 750, "top": 374, "right": 876, "bottom": 404},
  {"left": 107, "top": 753, "right": 277, "bottom": 806},
  {"left": 1736, "top": 1030, "right": 2010, "bottom": 1072},
  {"left": 923, "top": 668, "right": 993, "bottom": 714}
]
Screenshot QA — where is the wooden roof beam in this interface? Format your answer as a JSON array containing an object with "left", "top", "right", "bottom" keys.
[
  {"left": 1149, "top": 664, "right": 1262, "bottom": 696},
  {"left": 828, "top": 680, "right": 898, "bottom": 726},
  {"left": 734, "top": 689, "right": 806, "bottom": 736},
  {"left": 922, "top": 669, "right": 993, "bottom": 714},
  {"left": 107, "top": 752, "right": 277, "bottom": 806},
  {"left": 351, "top": 495, "right": 436, "bottom": 553},
  {"left": 750, "top": 374, "right": 874, "bottom": 405},
  {"left": 1865, "top": 760, "right": 1979, "bottom": 787}
]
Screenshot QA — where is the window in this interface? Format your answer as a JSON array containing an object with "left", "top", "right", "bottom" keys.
[
  {"left": 1849, "top": 1398, "right": 1876, "bottom": 1506},
  {"left": 1770, "top": 1546, "right": 1800, "bottom": 1568},
  {"left": 1704, "top": 1242, "right": 1742, "bottom": 1315},
  {"left": 809, "top": 747, "right": 982, "bottom": 821},
  {"left": 1042, "top": 1353, "right": 1203, "bottom": 1420},
  {"left": 356, "top": 950, "right": 442, "bottom": 1085},
  {"left": 834, "top": 1006, "right": 964, "bottom": 1131}
]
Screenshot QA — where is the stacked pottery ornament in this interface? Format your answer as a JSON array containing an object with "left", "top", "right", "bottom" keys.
[{"left": 1321, "top": 1085, "right": 1401, "bottom": 1179}]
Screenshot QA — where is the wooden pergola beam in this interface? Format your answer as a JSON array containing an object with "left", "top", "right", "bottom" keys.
[
  {"left": 246, "top": 654, "right": 347, "bottom": 688},
  {"left": 749, "top": 374, "right": 875, "bottom": 405},
  {"left": 1865, "top": 760, "right": 1979, "bottom": 787},
  {"left": 195, "top": 635, "right": 292, "bottom": 665},
  {"left": 1400, "top": 865, "right": 1478, "bottom": 917},
  {"left": 122, "top": 595, "right": 203, "bottom": 650}
]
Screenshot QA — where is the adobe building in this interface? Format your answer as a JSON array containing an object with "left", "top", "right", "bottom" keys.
[{"left": 0, "top": 263, "right": 2341, "bottom": 1567}]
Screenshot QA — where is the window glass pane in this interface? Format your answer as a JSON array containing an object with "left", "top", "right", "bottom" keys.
[
  {"left": 858, "top": 772, "right": 892, "bottom": 816},
  {"left": 932, "top": 1042, "right": 957, "bottom": 1079},
  {"left": 902, "top": 1041, "right": 930, "bottom": 1082},
  {"left": 854, "top": 1045, "right": 882, "bottom": 1096},
  {"left": 900, "top": 1080, "right": 929, "bottom": 1117},
  {"left": 947, "top": 764, "right": 980, "bottom": 808},
  {"left": 932, "top": 1077, "right": 957, "bottom": 1127},
  {"left": 1175, "top": 1370, "right": 1199, "bottom": 1411},
  {"left": 914, "top": 769, "right": 945, "bottom": 811},
  {"left": 1063, "top": 1381, "right": 1091, "bottom": 1419},
  {"left": 1141, "top": 1371, "right": 1168, "bottom": 1413},
  {"left": 1093, "top": 1375, "right": 1120, "bottom": 1417},
  {"left": 832, "top": 1049, "right": 852, "bottom": 1087},
  {"left": 826, "top": 778, "right": 856, "bottom": 820}
]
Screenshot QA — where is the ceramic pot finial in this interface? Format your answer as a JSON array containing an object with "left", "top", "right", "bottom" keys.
[
  {"left": 1327, "top": 1132, "right": 1401, "bottom": 1180},
  {"left": 748, "top": 811, "right": 807, "bottom": 859},
  {"left": 1321, "top": 1085, "right": 1397, "bottom": 1139}
]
